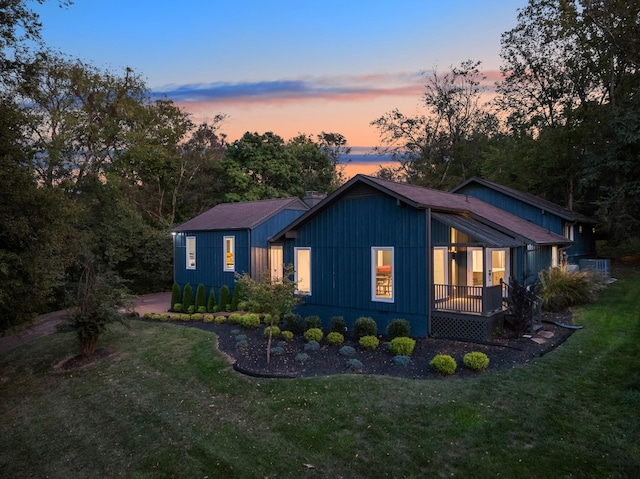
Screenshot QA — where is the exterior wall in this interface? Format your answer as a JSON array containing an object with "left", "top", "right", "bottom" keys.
[
  {"left": 174, "top": 229, "right": 249, "bottom": 293},
  {"left": 567, "top": 223, "right": 597, "bottom": 263},
  {"left": 282, "top": 193, "right": 431, "bottom": 337}
]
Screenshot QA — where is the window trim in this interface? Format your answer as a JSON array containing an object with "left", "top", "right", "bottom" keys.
[
  {"left": 223, "top": 236, "right": 235, "bottom": 272},
  {"left": 371, "top": 246, "right": 394, "bottom": 303},
  {"left": 294, "top": 247, "right": 311, "bottom": 295},
  {"left": 186, "top": 236, "right": 196, "bottom": 270}
]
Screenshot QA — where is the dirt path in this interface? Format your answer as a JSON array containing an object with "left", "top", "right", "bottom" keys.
[{"left": 0, "top": 292, "right": 171, "bottom": 354}]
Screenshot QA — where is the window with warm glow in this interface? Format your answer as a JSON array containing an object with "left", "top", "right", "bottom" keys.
[
  {"left": 295, "top": 247, "right": 311, "bottom": 294},
  {"left": 186, "top": 236, "right": 196, "bottom": 269},
  {"left": 372, "top": 247, "right": 394, "bottom": 302},
  {"left": 224, "top": 236, "right": 235, "bottom": 272}
]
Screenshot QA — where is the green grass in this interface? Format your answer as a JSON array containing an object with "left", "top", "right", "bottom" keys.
[{"left": 2, "top": 270, "right": 640, "bottom": 478}]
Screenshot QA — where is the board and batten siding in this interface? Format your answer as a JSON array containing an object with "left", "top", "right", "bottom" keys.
[
  {"left": 174, "top": 230, "right": 249, "bottom": 292},
  {"left": 283, "top": 193, "right": 431, "bottom": 336}
]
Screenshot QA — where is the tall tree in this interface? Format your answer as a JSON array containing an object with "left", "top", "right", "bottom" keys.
[
  {"left": 317, "top": 131, "right": 351, "bottom": 186},
  {"left": 287, "top": 134, "right": 335, "bottom": 194}
]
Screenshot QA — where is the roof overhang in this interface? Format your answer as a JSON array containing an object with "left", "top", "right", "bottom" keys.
[{"left": 432, "top": 212, "right": 523, "bottom": 248}]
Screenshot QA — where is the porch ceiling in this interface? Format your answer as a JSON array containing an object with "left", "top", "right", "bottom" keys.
[{"left": 432, "top": 212, "right": 522, "bottom": 247}]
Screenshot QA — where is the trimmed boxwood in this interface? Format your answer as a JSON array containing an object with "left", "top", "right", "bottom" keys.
[
  {"left": 304, "top": 327, "right": 323, "bottom": 343},
  {"left": 463, "top": 352, "right": 490, "bottom": 371},
  {"left": 430, "top": 354, "right": 457, "bottom": 376},
  {"left": 387, "top": 318, "right": 410, "bottom": 339},
  {"left": 326, "top": 332, "right": 344, "bottom": 346},
  {"left": 359, "top": 335, "right": 379, "bottom": 350},
  {"left": 354, "top": 317, "right": 377, "bottom": 338},
  {"left": 388, "top": 337, "right": 416, "bottom": 356},
  {"left": 330, "top": 316, "right": 346, "bottom": 333}
]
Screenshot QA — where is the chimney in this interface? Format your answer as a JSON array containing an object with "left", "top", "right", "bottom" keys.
[{"left": 303, "top": 191, "right": 326, "bottom": 208}]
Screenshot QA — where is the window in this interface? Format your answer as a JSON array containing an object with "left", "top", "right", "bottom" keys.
[
  {"left": 294, "top": 247, "right": 311, "bottom": 294},
  {"left": 186, "top": 236, "right": 196, "bottom": 269},
  {"left": 269, "top": 245, "right": 283, "bottom": 281},
  {"left": 224, "top": 236, "right": 235, "bottom": 272},
  {"left": 564, "top": 224, "right": 574, "bottom": 241},
  {"left": 372, "top": 247, "right": 394, "bottom": 302},
  {"left": 551, "top": 245, "right": 559, "bottom": 267}
]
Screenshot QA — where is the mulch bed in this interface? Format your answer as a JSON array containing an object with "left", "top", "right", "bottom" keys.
[{"left": 149, "top": 310, "right": 576, "bottom": 380}]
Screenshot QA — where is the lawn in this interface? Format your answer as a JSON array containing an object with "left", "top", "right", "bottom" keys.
[{"left": 1, "top": 269, "right": 639, "bottom": 478}]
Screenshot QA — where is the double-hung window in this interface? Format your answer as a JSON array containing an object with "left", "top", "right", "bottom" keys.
[
  {"left": 372, "top": 247, "right": 394, "bottom": 302},
  {"left": 224, "top": 236, "right": 235, "bottom": 272},
  {"left": 186, "top": 236, "right": 196, "bottom": 269},
  {"left": 294, "top": 247, "right": 311, "bottom": 295}
]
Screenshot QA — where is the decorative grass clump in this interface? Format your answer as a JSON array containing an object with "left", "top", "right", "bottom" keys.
[
  {"left": 388, "top": 337, "right": 416, "bottom": 356},
  {"left": 430, "top": 354, "right": 457, "bottom": 376},
  {"left": 387, "top": 318, "right": 410, "bottom": 339},
  {"left": 304, "top": 340, "right": 320, "bottom": 352},
  {"left": 239, "top": 313, "right": 260, "bottom": 329},
  {"left": 339, "top": 345, "right": 356, "bottom": 356},
  {"left": 304, "top": 327, "right": 324, "bottom": 343},
  {"left": 281, "top": 330, "right": 294, "bottom": 341},
  {"left": 463, "top": 352, "right": 490, "bottom": 371},
  {"left": 326, "top": 332, "right": 344, "bottom": 346},
  {"left": 538, "top": 266, "right": 605, "bottom": 311},
  {"left": 264, "top": 325, "right": 281, "bottom": 338},
  {"left": 354, "top": 317, "right": 377, "bottom": 337},
  {"left": 359, "top": 335, "right": 379, "bottom": 350}
]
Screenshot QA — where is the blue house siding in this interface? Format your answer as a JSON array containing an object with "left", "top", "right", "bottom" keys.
[
  {"left": 283, "top": 194, "right": 430, "bottom": 336},
  {"left": 174, "top": 230, "right": 249, "bottom": 292}
]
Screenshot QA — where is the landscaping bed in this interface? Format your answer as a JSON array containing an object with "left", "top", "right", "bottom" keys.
[{"left": 146, "top": 310, "right": 575, "bottom": 380}]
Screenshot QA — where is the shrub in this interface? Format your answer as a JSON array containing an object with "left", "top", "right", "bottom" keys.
[
  {"left": 295, "top": 353, "right": 308, "bottom": 363},
  {"left": 197, "top": 306, "right": 206, "bottom": 313},
  {"left": 190, "top": 313, "right": 203, "bottom": 321},
  {"left": 203, "top": 314, "right": 214, "bottom": 323},
  {"left": 392, "top": 355, "right": 411, "bottom": 366},
  {"left": 304, "top": 340, "right": 320, "bottom": 351},
  {"left": 283, "top": 313, "right": 302, "bottom": 333},
  {"left": 173, "top": 303, "right": 183, "bottom": 312},
  {"left": 354, "top": 317, "right": 377, "bottom": 338},
  {"left": 339, "top": 346, "right": 356, "bottom": 356},
  {"left": 330, "top": 316, "right": 346, "bottom": 333},
  {"left": 143, "top": 312, "right": 153, "bottom": 319},
  {"left": 264, "top": 325, "right": 281, "bottom": 338},
  {"left": 263, "top": 314, "right": 279, "bottom": 326},
  {"left": 228, "top": 313, "right": 242, "bottom": 324},
  {"left": 159, "top": 314, "right": 170, "bottom": 321},
  {"left": 463, "top": 352, "right": 490, "bottom": 371},
  {"left": 387, "top": 318, "right": 410, "bottom": 339},
  {"left": 304, "top": 327, "right": 324, "bottom": 343},
  {"left": 195, "top": 283, "right": 207, "bottom": 312},
  {"left": 359, "top": 335, "right": 379, "bottom": 350},
  {"left": 270, "top": 346, "right": 284, "bottom": 356},
  {"left": 326, "top": 332, "right": 344, "bottom": 346},
  {"left": 171, "top": 283, "right": 181, "bottom": 311},
  {"left": 187, "top": 305, "right": 195, "bottom": 314},
  {"left": 151, "top": 313, "right": 161, "bottom": 320},
  {"left": 218, "top": 285, "right": 232, "bottom": 312},
  {"left": 207, "top": 287, "right": 217, "bottom": 313},
  {"left": 231, "top": 282, "right": 244, "bottom": 311},
  {"left": 236, "top": 339, "right": 248, "bottom": 350},
  {"left": 538, "top": 266, "right": 605, "bottom": 312},
  {"left": 303, "top": 315, "right": 322, "bottom": 330},
  {"left": 389, "top": 337, "right": 416, "bottom": 356},
  {"left": 346, "top": 359, "right": 363, "bottom": 371},
  {"left": 182, "top": 283, "right": 194, "bottom": 312},
  {"left": 213, "top": 315, "right": 227, "bottom": 324},
  {"left": 240, "top": 313, "right": 260, "bottom": 329},
  {"left": 179, "top": 314, "right": 191, "bottom": 321},
  {"left": 281, "top": 330, "right": 294, "bottom": 341},
  {"left": 430, "top": 354, "right": 457, "bottom": 376}
]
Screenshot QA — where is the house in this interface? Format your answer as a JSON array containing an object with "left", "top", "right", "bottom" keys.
[
  {"left": 269, "top": 175, "right": 572, "bottom": 341},
  {"left": 172, "top": 197, "right": 309, "bottom": 294},
  {"left": 452, "top": 177, "right": 597, "bottom": 266}
]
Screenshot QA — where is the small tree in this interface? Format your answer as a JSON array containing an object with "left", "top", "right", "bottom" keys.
[
  {"left": 207, "top": 286, "right": 217, "bottom": 313},
  {"left": 182, "top": 283, "right": 194, "bottom": 312},
  {"left": 231, "top": 281, "right": 244, "bottom": 311},
  {"left": 218, "top": 285, "right": 232, "bottom": 312},
  {"left": 236, "top": 264, "right": 302, "bottom": 362},
  {"left": 171, "top": 283, "right": 181, "bottom": 311},
  {"left": 68, "top": 257, "right": 131, "bottom": 357},
  {"left": 195, "top": 283, "right": 207, "bottom": 312}
]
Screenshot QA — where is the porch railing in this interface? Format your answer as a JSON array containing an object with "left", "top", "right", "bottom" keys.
[{"left": 434, "top": 284, "right": 504, "bottom": 315}]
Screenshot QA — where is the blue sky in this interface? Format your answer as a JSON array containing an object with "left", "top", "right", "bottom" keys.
[{"left": 36, "top": 0, "right": 528, "bottom": 163}]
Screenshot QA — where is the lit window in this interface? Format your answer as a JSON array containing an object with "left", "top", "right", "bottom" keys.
[
  {"left": 186, "top": 236, "right": 196, "bottom": 269},
  {"left": 372, "top": 247, "right": 394, "bottom": 302},
  {"left": 551, "top": 246, "right": 559, "bottom": 267},
  {"left": 269, "top": 245, "right": 283, "bottom": 281},
  {"left": 295, "top": 247, "right": 311, "bottom": 294},
  {"left": 224, "top": 236, "right": 235, "bottom": 272}
]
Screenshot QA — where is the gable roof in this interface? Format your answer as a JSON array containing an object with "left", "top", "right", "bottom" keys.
[
  {"left": 451, "top": 177, "right": 595, "bottom": 224},
  {"left": 271, "top": 175, "right": 570, "bottom": 246},
  {"left": 173, "top": 197, "right": 308, "bottom": 232}
]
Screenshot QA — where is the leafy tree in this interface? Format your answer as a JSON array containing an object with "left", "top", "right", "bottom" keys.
[
  {"left": 286, "top": 134, "right": 335, "bottom": 194},
  {"left": 67, "top": 256, "right": 130, "bottom": 357},
  {"left": 317, "top": 131, "right": 352, "bottom": 186}
]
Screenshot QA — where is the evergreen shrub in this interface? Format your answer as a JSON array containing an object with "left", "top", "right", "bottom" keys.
[
  {"left": 171, "top": 283, "right": 181, "bottom": 311},
  {"left": 304, "top": 340, "right": 320, "bottom": 351},
  {"left": 346, "top": 359, "right": 363, "bottom": 370},
  {"left": 182, "top": 283, "right": 194, "bottom": 311},
  {"left": 326, "top": 332, "right": 344, "bottom": 346},
  {"left": 240, "top": 313, "right": 260, "bottom": 329},
  {"left": 463, "top": 352, "right": 490, "bottom": 371},
  {"left": 214, "top": 315, "right": 227, "bottom": 324},
  {"left": 218, "top": 285, "right": 232, "bottom": 312},
  {"left": 430, "top": 354, "right": 457, "bottom": 376},
  {"left": 281, "top": 330, "right": 294, "bottom": 341},
  {"left": 389, "top": 337, "right": 416, "bottom": 356},
  {"left": 359, "top": 335, "right": 379, "bottom": 350},
  {"left": 303, "top": 315, "right": 322, "bottom": 330},
  {"left": 173, "top": 303, "right": 183, "bottom": 312},
  {"left": 203, "top": 314, "right": 214, "bottom": 323},
  {"left": 354, "top": 317, "right": 377, "bottom": 337},
  {"left": 387, "top": 318, "right": 410, "bottom": 339},
  {"left": 264, "top": 325, "right": 281, "bottom": 338},
  {"left": 304, "top": 327, "right": 323, "bottom": 343},
  {"left": 283, "top": 313, "right": 302, "bottom": 333},
  {"left": 229, "top": 313, "right": 242, "bottom": 324},
  {"left": 195, "top": 283, "right": 207, "bottom": 311},
  {"left": 330, "top": 316, "right": 346, "bottom": 333},
  {"left": 231, "top": 282, "right": 243, "bottom": 311},
  {"left": 207, "top": 287, "right": 217, "bottom": 313}
]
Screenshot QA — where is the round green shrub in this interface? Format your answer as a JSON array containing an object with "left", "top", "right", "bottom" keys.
[
  {"left": 304, "top": 327, "right": 324, "bottom": 343},
  {"left": 190, "top": 313, "right": 203, "bottom": 321},
  {"left": 339, "top": 346, "right": 356, "bottom": 356},
  {"left": 213, "top": 315, "right": 227, "bottom": 324},
  {"left": 346, "top": 359, "right": 363, "bottom": 370},
  {"left": 270, "top": 346, "right": 284, "bottom": 356},
  {"left": 281, "top": 330, "right": 294, "bottom": 341},
  {"left": 392, "top": 355, "right": 411, "bottom": 366},
  {"left": 240, "top": 313, "right": 260, "bottom": 329},
  {"left": 387, "top": 318, "right": 410, "bottom": 339},
  {"left": 388, "top": 337, "right": 416, "bottom": 356},
  {"left": 203, "top": 314, "right": 214, "bottom": 323},
  {"left": 330, "top": 316, "right": 346, "bottom": 333},
  {"left": 264, "top": 325, "right": 281, "bottom": 338},
  {"left": 228, "top": 313, "right": 242, "bottom": 324},
  {"left": 326, "top": 332, "right": 344, "bottom": 346},
  {"left": 295, "top": 353, "right": 308, "bottom": 363},
  {"left": 303, "top": 315, "right": 322, "bottom": 330},
  {"left": 359, "top": 335, "right": 379, "bottom": 350},
  {"left": 430, "top": 354, "right": 458, "bottom": 376},
  {"left": 463, "top": 352, "right": 490, "bottom": 371},
  {"left": 187, "top": 305, "right": 195, "bottom": 314},
  {"left": 143, "top": 312, "right": 153, "bottom": 319},
  {"left": 283, "top": 313, "right": 302, "bottom": 333},
  {"left": 354, "top": 317, "right": 377, "bottom": 338},
  {"left": 179, "top": 314, "right": 191, "bottom": 321},
  {"left": 173, "top": 303, "right": 183, "bottom": 313},
  {"left": 197, "top": 306, "right": 206, "bottom": 314},
  {"left": 151, "top": 313, "right": 161, "bottom": 320},
  {"left": 304, "top": 340, "right": 320, "bottom": 351}
]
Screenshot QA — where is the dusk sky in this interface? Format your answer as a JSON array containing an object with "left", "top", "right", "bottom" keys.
[{"left": 36, "top": 0, "right": 528, "bottom": 172}]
